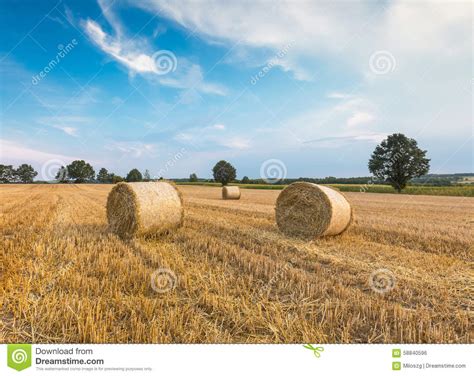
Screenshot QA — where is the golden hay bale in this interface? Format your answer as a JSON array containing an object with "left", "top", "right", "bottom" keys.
[
  {"left": 222, "top": 186, "right": 241, "bottom": 200},
  {"left": 106, "top": 182, "right": 183, "bottom": 238},
  {"left": 275, "top": 182, "right": 352, "bottom": 239}
]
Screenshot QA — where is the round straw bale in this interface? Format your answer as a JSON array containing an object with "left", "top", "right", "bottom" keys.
[
  {"left": 275, "top": 182, "right": 352, "bottom": 239},
  {"left": 222, "top": 186, "right": 241, "bottom": 200},
  {"left": 106, "top": 182, "right": 183, "bottom": 238}
]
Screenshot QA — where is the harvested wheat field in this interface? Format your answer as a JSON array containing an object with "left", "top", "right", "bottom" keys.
[{"left": 0, "top": 184, "right": 473, "bottom": 344}]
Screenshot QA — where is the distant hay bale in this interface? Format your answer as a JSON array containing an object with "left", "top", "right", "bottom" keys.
[
  {"left": 222, "top": 186, "right": 241, "bottom": 200},
  {"left": 106, "top": 182, "right": 183, "bottom": 238},
  {"left": 275, "top": 182, "right": 352, "bottom": 239}
]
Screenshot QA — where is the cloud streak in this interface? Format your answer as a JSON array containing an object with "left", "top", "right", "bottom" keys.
[
  {"left": 0, "top": 139, "right": 80, "bottom": 165},
  {"left": 82, "top": 1, "right": 227, "bottom": 95}
]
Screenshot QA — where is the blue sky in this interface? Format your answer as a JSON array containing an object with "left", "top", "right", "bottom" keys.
[{"left": 0, "top": 0, "right": 472, "bottom": 180}]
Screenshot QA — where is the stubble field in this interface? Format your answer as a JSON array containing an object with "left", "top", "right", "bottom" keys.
[{"left": 0, "top": 184, "right": 472, "bottom": 344}]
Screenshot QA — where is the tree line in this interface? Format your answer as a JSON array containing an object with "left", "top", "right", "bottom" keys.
[
  {"left": 198, "top": 133, "right": 431, "bottom": 193},
  {"left": 0, "top": 160, "right": 153, "bottom": 184},
  {"left": 0, "top": 134, "right": 432, "bottom": 192},
  {"left": 0, "top": 164, "right": 37, "bottom": 183},
  {"left": 55, "top": 161, "right": 153, "bottom": 183}
]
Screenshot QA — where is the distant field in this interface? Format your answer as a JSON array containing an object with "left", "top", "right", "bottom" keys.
[
  {"left": 1, "top": 184, "right": 472, "bottom": 344},
  {"left": 177, "top": 182, "right": 474, "bottom": 197}
]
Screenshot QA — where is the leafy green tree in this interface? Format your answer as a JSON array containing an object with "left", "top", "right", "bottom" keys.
[
  {"left": 368, "top": 133, "right": 430, "bottom": 193},
  {"left": 212, "top": 160, "right": 236, "bottom": 186},
  {"left": 143, "top": 169, "right": 151, "bottom": 182},
  {"left": 126, "top": 168, "right": 143, "bottom": 182},
  {"left": 0, "top": 164, "right": 15, "bottom": 183},
  {"left": 111, "top": 174, "right": 124, "bottom": 184},
  {"left": 66, "top": 160, "right": 95, "bottom": 183},
  {"left": 189, "top": 173, "right": 198, "bottom": 182},
  {"left": 55, "top": 166, "right": 68, "bottom": 182},
  {"left": 241, "top": 176, "right": 250, "bottom": 184},
  {"left": 15, "top": 164, "right": 37, "bottom": 183},
  {"left": 97, "top": 168, "right": 110, "bottom": 183}
]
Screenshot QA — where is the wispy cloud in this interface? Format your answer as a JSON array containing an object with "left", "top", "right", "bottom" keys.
[
  {"left": 158, "top": 63, "right": 227, "bottom": 95},
  {"left": 105, "top": 141, "right": 157, "bottom": 158},
  {"left": 0, "top": 139, "right": 79, "bottom": 165},
  {"left": 52, "top": 125, "right": 78, "bottom": 137},
  {"left": 173, "top": 124, "right": 250, "bottom": 150},
  {"left": 37, "top": 115, "right": 93, "bottom": 137},
  {"left": 347, "top": 111, "right": 375, "bottom": 127},
  {"left": 327, "top": 92, "right": 354, "bottom": 99},
  {"left": 84, "top": 20, "right": 158, "bottom": 74},
  {"left": 304, "top": 133, "right": 387, "bottom": 145},
  {"left": 219, "top": 137, "right": 251, "bottom": 150},
  {"left": 81, "top": 1, "right": 227, "bottom": 95},
  {"left": 136, "top": 1, "right": 471, "bottom": 76}
]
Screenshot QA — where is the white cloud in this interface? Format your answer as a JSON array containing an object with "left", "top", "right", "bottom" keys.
[
  {"left": 52, "top": 125, "right": 78, "bottom": 137},
  {"left": 304, "top": 132, "right": 388, "bottom": 147},
  {"left": 81, "top": 1, "right": 469, "bottom": 162},
  {"left": 37, "top": 116, "right": 93, "bottom": 137},
  {"left": 133, "top": 1, "right": 470, "bottom": 143},
  {"left": 327, "top": 92, "right": 354, "bottom": 99},
  {"left": 174, "top": 132, "right": 193, "bottom": 142},
  {"left": 97, "top": 0, "right": 125, "bottom": 37},
  {"left": 84, "top": 20, "right": 158, "bottom": 74},
  {"left": 173, "top": 124, "right": 250, "bottom": 150},
  {"left": 136, "top": 1, "right": 470, "bottom": 66},
  {"left": 159, "top": 63, "right": 227, "bottom": 95},
  {"left": 347, "top": 111, "right": 375, "bottom": 127},
  {"left": 219, "top": 137, "right": 251, "bottom": 150},
  {"left": 82, "top": 2, "right": 227, "bottom": 95},
  {"left": 0, "top": 139, "right": 79, "bottom": 165},
  {"left": 105, "top": 141, "right": 156, "bottom": 158},
  {"left": 243, "top": 95, "right": 382, "bottom": 152}
]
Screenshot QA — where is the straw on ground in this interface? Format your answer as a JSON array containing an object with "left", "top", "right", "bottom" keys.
[{"left": 0, "top": 184, "right": 472, "bottom": 343}]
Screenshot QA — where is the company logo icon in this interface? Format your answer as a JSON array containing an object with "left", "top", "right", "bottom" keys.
[
  {"left": 303, "top": 344, "right": 324, "bottom": 358},
  {"left": 7, "top": 344, "right": 32, "bottom": 371}
]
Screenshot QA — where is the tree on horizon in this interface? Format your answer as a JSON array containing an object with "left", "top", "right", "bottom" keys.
[
  {"left": 0, "top": 165, "right": 15, "bottom": 183},
  {"left": 126, "top": 168, "right": 143, "bottom": 182},
  {"left": 15, "top": 164, "right": 38, "bottom": 183},
  {"left": 66, "top": 160, "right": 95, "bottom": 183},
  {"left": 212, "top": 160, "right": 236, "bottom": 186},
  {"left": 97, "top": 168, "right": 111, "bottom": 183},
  {"left": 369, "top": 133, "right": 430, "bottom": 193},
  {"left": 143, "top": 169, "right": 151, "bottom": 181}
]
